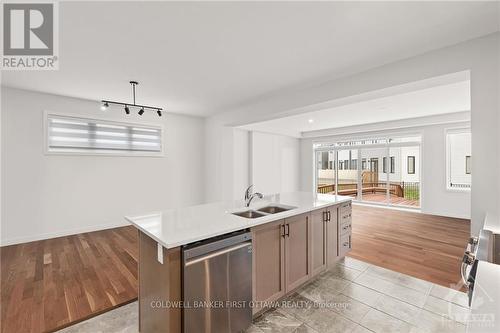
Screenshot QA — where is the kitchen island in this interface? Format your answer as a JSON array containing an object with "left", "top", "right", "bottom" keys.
[{"left": 126, "top": 192, "right": 353, "bottom": 333}]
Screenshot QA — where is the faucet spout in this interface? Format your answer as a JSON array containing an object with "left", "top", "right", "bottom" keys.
[{"left": 244, "top": 185, "right": 263, "bottom": 207}]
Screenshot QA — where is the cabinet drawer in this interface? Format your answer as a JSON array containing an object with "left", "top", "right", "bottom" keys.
[
  {"left": 340, "top": 201, "right": 352, "bottom": 212},
  {"left": 339, "top": 202, "right": 352, "bottom": 218},
  {"left": 339, "top": 211, "right": 352, "bottom": 225},
  {"left": 339, "top": 234, "right": 351, "bottom": 257},
  {"left": 339, "top": 221, "right": 351, "bottom": 236}
]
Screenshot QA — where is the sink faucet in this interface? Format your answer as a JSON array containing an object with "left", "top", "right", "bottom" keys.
[{"left": 245, "top": 185, "right": 263, "bottom": 207}]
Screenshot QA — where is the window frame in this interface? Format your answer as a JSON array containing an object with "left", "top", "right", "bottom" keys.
[
  {"left": 407, "top": 156, "right": 415, "bottom": 174},
  {"left": 465, "top": 155, "right": 471, "bottom": 175},
  {"left": 445, "top": 127, "right": 471, "bottom": 192},
  {"left": 44, "top": 111, "right": 165, "bottom": 157},
  {"left": 390, "top": 156, "right": 395, "bottom": 174}
]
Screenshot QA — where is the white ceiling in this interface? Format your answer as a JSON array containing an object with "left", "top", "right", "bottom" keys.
[
  {"left": 241, "top": 79, "right": 471, "bottom": 137},
  {"left": 1, "top": 1, "right": 498, "bottom": 116}
]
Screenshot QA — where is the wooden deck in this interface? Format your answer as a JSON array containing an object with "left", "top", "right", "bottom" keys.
[
  {"left": 323, "top": 191, "right": 419, "bottom": 207},
  {"left": 360, "top": 192, "right": 419, "bottom": 206},
  {"left": 349, "top": 204, "right": 470, "bottom": 289}
]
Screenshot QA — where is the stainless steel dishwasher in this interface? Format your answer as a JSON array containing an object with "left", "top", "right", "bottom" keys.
[{"left": 182, "top": 230, "right": 252, "bottom": 333}]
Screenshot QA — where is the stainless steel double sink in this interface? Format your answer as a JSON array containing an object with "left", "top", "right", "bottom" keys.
[{"left": 232, "top": 204, "right": 297, "bottom": 219}]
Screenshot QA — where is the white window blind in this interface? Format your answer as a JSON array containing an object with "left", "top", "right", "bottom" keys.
[{"left": 47, "top": 115, "right": 162, "bottom": 154}]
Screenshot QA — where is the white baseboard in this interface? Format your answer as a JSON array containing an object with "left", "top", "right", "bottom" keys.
[{"left": 0, "top": 221, "right": 130, "bottom": 247}]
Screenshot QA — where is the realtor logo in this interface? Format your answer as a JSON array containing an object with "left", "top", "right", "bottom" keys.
[{"left": 2, "top": 2, "right": 59, "bottom": 69}]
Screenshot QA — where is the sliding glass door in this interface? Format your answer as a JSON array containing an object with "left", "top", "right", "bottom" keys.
[
  {"left": 316, "top": 150, "right": 335, "bottom": 195},
  {"left": 388, "top": 146, "right": 420, "bottom": 207},
  {"left": 337, "top": 149, "right": 359, "bottom": 199},
  {"left": 314, "top": 136, "right": 421, "bottom": 209}
]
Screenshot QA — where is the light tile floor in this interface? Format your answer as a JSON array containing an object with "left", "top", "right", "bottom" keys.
[{"left": 57, "top": 257, "right": 469, "bottom": 333}]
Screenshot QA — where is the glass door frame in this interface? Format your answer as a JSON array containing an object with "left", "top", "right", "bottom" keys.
[{"left": 314, "top": 138, "right": 422, "bottom": 209}]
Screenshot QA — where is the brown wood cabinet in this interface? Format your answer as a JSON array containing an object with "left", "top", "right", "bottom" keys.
[
  {"left": 326, "top": 205, "right": 339, "bottom": 267},
  {"left": 251, "top": 202, "right": 350, "bottom": 314},
  {"left": 338, "top": 202, "right": 352, "bottom": 259},
  {"left": 284, "top": 212, "right": 311, "bottom": 291},
  {"left": 251, "top": 219, "right": 286, "bottom": 313},
  {"left": 311, "top": 208, "right": 327, "bottom": 276},
  {"left": 311, "top": 205, "right": 339, "bottom": 271}
]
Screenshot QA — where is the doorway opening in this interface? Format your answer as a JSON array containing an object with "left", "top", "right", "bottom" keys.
[{"left": 315, "top": 136, "right": 421, "bottom": 208}]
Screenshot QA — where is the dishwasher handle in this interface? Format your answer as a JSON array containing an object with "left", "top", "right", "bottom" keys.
[
  {"left": 184, "top": 241, "right": 252, "bottom": 267},
  {"left": 183, "top": 231, "right": 252, "bottom": 261}
]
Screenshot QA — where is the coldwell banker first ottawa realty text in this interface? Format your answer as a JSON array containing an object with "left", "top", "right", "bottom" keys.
[{"left": 2, "top": 1, "right": 59, "bottom": 70}]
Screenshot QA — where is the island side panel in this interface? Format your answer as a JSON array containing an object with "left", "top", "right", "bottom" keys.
[{"left": 139, "top": 231, "right": 181, "bottom": 333}]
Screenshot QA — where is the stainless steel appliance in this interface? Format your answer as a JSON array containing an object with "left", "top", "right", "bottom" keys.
[
  {"left": 461, "top": 216, "right": 500, "bottom": 306},
  {"left": 182, "top": 230, "right": 252, "bottom": 333}
]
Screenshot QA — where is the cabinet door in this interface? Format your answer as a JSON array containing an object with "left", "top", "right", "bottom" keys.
[
  {"left": 252, "top": 219, "right": 285, "bottom": 313},
  {"left": 284, "top": 212, "right": 311, "bottom": 291},
  {"left": 326, "top": 205, "right": 339, "bottom": 267},
  {"left": 311, "top": 209, "right": 327, "bottom": 276}
]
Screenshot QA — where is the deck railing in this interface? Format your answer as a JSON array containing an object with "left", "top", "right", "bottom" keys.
[
  {"left": 401, "top": 182, "right": 420, "bottom": 200},
  {"left": 318, "top": 181, "right": 420, "bottom": 200}
]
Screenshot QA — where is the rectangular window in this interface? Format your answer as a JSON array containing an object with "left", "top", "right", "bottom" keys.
[
  {"left": 383, "top": 157, "right": 387, "bottom": 173},
  {"left": 446, "top": 129, "right": 471, "bottom": 190},
  {"left": 407, "top": 156, "right": 415, "bottom": 174},
  {"left": 361, "top": 158, "right": 366, "bottom": 170},
  {"left": 321, "top": 151, "right": 329, "bottom": 169},
  {"left": 390, "top": 156, "right": 395, "bottom": 173},
  {"left": 46, "top": 114, "right": 162, "bottom": 155},
  {"left": 352, "top": 159, "right": 358, "bottom": 170}
]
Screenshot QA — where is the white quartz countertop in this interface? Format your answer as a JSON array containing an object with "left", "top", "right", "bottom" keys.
[{"left": 125, "top": 192, "right": 352, "bottom": 249}]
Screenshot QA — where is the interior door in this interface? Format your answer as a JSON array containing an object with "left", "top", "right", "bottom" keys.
[
  {"left": 311, "top": 208, "right": 327, "bottom": 276},
  {"left": 284, "top": 213, "right": 311, "bottom": 291},
  {"left": 251, "top": 219, "right": 285, "bottom": 313}
]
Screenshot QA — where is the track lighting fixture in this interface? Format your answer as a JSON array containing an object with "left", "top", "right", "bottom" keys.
[
  {"left": 101, "top": 81, "right": 164, "bottom": 117},
  {"left": 100, "top": 102, "right": 109, "bottom": 111}
]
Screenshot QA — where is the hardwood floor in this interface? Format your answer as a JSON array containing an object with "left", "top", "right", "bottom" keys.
[
  {"left": 348, "top": 204, "right": 471, "bottom": 290},
  {"left": 0, "top": 226, "right": 138, "bottom": 333}
]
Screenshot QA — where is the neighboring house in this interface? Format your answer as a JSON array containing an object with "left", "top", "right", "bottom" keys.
[{"left": 318, "top": 147, "right": 420, "bottom": 184}]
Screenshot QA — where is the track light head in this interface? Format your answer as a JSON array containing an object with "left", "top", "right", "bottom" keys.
[
  {"left": 138, "top": 107, "right": 145, "bottom": 116},
  {"left": 124, "top": 105, "right": 130, "bottom": 114},
  {"left": 157, "top": 109, "right": 162, "bottom": 117},
  {"left": 101, "top": 102, "right": 109, "bottom": 111}
]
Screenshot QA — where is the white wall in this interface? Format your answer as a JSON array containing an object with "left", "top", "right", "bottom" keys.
[
  {"left": 421, "top": 124, "right": 470, "bottom": 219},
  {"left": 1, "top": 87, "right": 205, "bottom": 245},
  {"left": 206, "top": 33, "right": 499, "bottom": 235},
  {"left": 233, "top": 128, "right": 250, "bottom": 199},
  {"left": 251, "top": 132, "right": 300, "bottom": 195}
]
